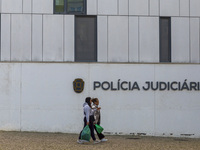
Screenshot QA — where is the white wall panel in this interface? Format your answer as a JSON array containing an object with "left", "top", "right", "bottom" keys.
[
  {"left": 190, "top": 18, "right": 200, "bottom": 63},
  {"left": 23, "top": 0, "right": 32, "bottom": 13},
  {"left": 160, "top": 0, "right": 179, "bottom": 16},
  {"left": 119, "top": 0, "right": 128, "bottom": 15},
  {"left": 108, "top": 16, "right": 128, "bottom": 62},
  {"left": 32, "top": 0, "right": 53, "bottom": 14},
  {"left": 180, "top": 0, "right": 189, "bottom": 16},
  {"left": 0, "top": 64, "right": 21, "bottom": 131},
  {"left": 150, "top": 0, "right": 159, "bottom": 16},
  {"left": 139, "top": 17, "right": 159, "bottom": 62},
  {"left": 154, "top": 65, "right": 200, "bottom": 136},
  {"left": 129, "top": 17, "right": 139, "bottom": 62},
  {"left": 98, "top": 0, "right": 118, "bottom": 15},
  {"left": 1, "top": 0, "right": 22, "bottom": 13},
  {"left": 32, "top": 15, "right": 43, "bottom": 61},
  {"left": 129, "top": 0, "right": 149, "bottom": 16},
  {"left": 0, "top": 63, "right": 200, "bottom": 137},
  {"left": 21, "top": 63, "right": 90, "bottom": 132},
  {"left": 171, "top": 18, "right": 190, "bottom": 63},
  {"left": 43, "top": 15, "right": 63, "bottom": 61},
  {"left": 87, "top": 0, "right": 97, "bottom": 15},
  {"left": 190, "top": 0, "right": 200, "bottom": 17},
  {"left": 64, "top": 15, "right": 74, "bottom": 62},
  {"left": 97, "top": 16, "right": 108, "bottom": 62},
  {"left": 1, "top": 14, "right": 11, "bottom": 61},
  {"left": 11, "top": 14, "right": 31, "bottom": 61}
]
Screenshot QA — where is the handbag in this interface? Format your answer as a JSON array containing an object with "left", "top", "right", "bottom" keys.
[
  {"left": 95, "top": 124, "right": 104, "bottom": 134},
  {"left": 81, "top": 125, "right": 91, "bottom": 141}
]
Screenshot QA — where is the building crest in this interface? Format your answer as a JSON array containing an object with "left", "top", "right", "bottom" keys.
[{"left": 73, "top": 78, "right": 84, "bottom": 93}]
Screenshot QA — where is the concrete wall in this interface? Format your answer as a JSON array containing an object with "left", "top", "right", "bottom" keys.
[
  {"left": 0, "top": 63, "right": 200, "bottom": 138},
  {"left": 0, "top": 0, "right": 200, "bottom": 139}
]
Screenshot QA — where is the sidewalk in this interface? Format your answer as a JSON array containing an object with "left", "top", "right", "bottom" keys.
[{"left": 0, "top": 131, "right": 200, "bottom": 150}]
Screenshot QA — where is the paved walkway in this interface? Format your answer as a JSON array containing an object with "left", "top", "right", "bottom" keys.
[{"left": 0, "top": 131, "right": 200, "bottom": 150}]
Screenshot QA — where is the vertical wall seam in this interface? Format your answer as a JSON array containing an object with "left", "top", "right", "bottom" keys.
[
  {"left": 128, "top": 0, "right": 129, "bottom": 16},
  {"left": 0, "top": 0, "right": 2, "bottom": 13},
  {"left": 148, "top": 0, "right": 150, "bottom": 16},
  {"left": 159, "top": 0, "right": 160, "bottom": 16},
  {"left": 117, "top": 0, "right": 119, "bottom": 15},
  {"left": 63, "top": 15, "right": 65, "bottom": 61},
  {"left": 42, "top": 15, "right": 43, "bottom": 61},
  {"left": 128, "top": 16, "right": 130, "bottom": 62},
  {"left": 189, "top": 0, "right": 190, "bottom": 62},
  {"left": 31, "top": 14, "right": 32, "bottom": 61},
  {"left": 96, "top": 0, "right": 98, "bottom": 15},
  {"left": 107, "top": 16, "right": 108, "bottom": 62},
  {"left": 128, "top": 16, "right": 129, "bottom": 62},
  {"left": 31, "top": 0, "right": 33, "bottom": 61},
  {"left": 199, "top": 18, "right": 200, "bottom": 63},
  {"left": 22, "top": 0, "right": 23, "bottom": 13},
  {"left": 10, "top": 14, "right": 12, "bottom": 61},
  {"left": 189, "top": 0, "right": 190, "bottom": 17},
  {"left": 128, "top": 0, "right": 129, "bottom": 62},
  {"left": 189, "top": 0, "right": 192, "bottom": 63},
  {"left": 179, "top": 0, "right": 181, "bottom": 16},
  {"left": 74, "top": 15, "right": 76, "bottom": 62},
  {"left": 189, "top": 18, "right": 191, "bottom": 63},
  {"left": 153, "top": 65, "right": 156, "bottom": 136},
  {"left": 0, "top": 0, "right": 1, "bottom": 61},
  {"left": 0, "top": 14, "right": 1, "bottom": 61},
  {"left": 138, "top": 17, "right": 140, "bottom": 62},
  {"left": 31, "top": 0, "right": 33, "bottom": 13},
  {"left": 20, "top": 63, "right": 22, "bottom": 131},
  {"left": 96, "top": 16, "right": 98, "bottom": 62}
]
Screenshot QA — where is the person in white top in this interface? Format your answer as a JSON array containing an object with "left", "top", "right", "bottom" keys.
[{"left": 92, "top": 98, "right": 108, "bottom": 142}]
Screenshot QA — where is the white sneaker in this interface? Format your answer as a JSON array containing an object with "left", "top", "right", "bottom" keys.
[
  {"left": 77, "top": 139, "right": 89, "bottom": 144},
  {"left": 101, "top": 138, "right": 108, "bottom": 142},
  {"left": 94, "top": 140, "right": 101, "bottom": 144},
  {"left": 77, "top": 139, "right": 83, "bottom": 144}
]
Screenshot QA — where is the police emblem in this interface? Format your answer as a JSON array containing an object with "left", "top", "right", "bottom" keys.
[{"left": 73, "top": 78, "right": 84, "bottom": 93}]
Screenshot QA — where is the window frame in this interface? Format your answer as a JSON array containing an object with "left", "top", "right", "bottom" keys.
[{"left": 54, "top": 0, "right": 87, "bottom": 15}]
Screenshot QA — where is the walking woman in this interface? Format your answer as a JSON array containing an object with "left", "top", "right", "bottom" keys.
[
  {"left": 77, "top": 97, "right": 100, "bottom": 144},
  {"left": 92, "top": 98, "right": 108, "bottom": 142}
]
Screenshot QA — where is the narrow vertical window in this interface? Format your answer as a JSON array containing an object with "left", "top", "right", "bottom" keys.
[
  {"left": 160, "top": 17, "right": 171, "bottom": 62},
  {"left": 75, "top": 16, "right": 97, "bottom": 62}
]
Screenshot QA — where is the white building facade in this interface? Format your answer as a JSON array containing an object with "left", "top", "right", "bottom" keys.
[{"left": 0, "top": 0, "right": 200, "bottom": 138}]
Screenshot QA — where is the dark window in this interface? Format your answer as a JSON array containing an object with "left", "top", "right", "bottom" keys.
[
  {"left": 75, "top": 16, "right": 97, "bottom": 62},
  {"left": 160, "top": 17, "right": 171, "bottom": 62},
  {"left": 54, "top": 0, "right": 65, "bottom": 13},
  {"left": 54, "top": 0, "right": 86, "bottom": 14}
]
